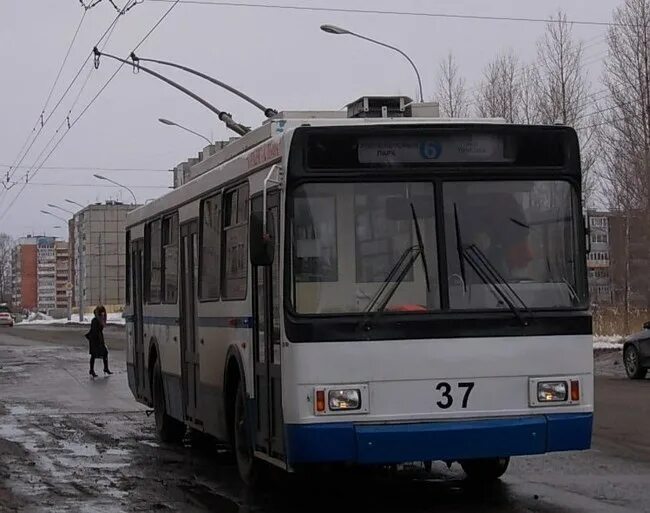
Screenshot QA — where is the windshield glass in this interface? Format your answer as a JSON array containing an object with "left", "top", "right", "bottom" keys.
[
  {"left": 444, "top": 180, "right": 585, "bottom": 310},
  {"left": 289, "top": 182, "right": 439, "bottom": 314},
  {"left": 288, "top": 180, "right": 585, "bottom": 315}
]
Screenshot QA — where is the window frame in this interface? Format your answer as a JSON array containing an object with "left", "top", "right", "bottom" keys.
[
  {"left": 145, "top": 217, "right": 163, "bottom": 304},
  {"left": 221, "top": 182, "right": 249, "bottom": 301},
  {"left": 161, "top": 212, "right": 179, "bottom": 305},
  {"left": 199, "top": 192, "right": 222, "bottom": 302},
  {"left": 125, "top": 230, "right": 131, "bottom": 305}
]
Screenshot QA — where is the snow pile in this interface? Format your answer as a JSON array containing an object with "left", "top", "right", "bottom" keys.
[
  {"left": 593, "top": 335, "right": 624, "bottom": 350},
  {"left": 18, "top": 312, "right": 125, "bottom": 326}
]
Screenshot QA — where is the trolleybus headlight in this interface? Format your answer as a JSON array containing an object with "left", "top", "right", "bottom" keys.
[
  {"left": 537, "top": 381, "right": 568, "bottom": 402},
  {"left": 328, "top": 389, "right": 361, "bottom": 410}
]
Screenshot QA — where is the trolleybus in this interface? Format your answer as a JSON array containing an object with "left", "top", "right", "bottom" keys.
[{"left": 125, "top": 96, "right": 593, "bottom": 484}]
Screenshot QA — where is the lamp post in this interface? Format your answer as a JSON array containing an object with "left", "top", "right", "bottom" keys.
[
  {"left": 320, "top": 24, "right": 423, "bottom": 103},
  {"left": 158, "top": 118, "right": 212, "bottom": 145},
  {"left": 47, "top": 203, "right": 74, "bottom": 216},
  {"left": 93, "top": 174, "right": 137, "bottom": 204},
  {"left": 65, "top": 199, "right": 85, "bottom": 209},
  {"left": 40, "top": 209, "right": 67, "bottom": 223}
]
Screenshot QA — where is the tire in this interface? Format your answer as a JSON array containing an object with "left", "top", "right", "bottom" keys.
[
  {"left": 233, "top": 381, "right": 261, "bottom": 486},
  {"left": 152, "top": 359, "right": 186, "bottom": 443},
  {"left": 461, "top": 457, "right": 510, "bottom": 481},
  {"left": 624, "top": 345, "right": 648, "bottom": 380}
]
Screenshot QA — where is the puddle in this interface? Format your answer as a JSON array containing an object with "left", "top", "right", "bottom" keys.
[
  {"left": 140, "top": 440, "right": 160, "bottom": 448},
  {"left": 9, "top": 405, "right": 31, "bottom": 415},
  {"left": 60, "top": 441, "right": 100, "bottom": 457}
]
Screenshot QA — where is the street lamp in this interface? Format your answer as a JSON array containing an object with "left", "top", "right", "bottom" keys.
[
  {"left": 158, "top": 118, "right": 212, "bottom": 145},
  {"left": 65, "top": 199, "right": 85, "bottom": 209},
  {"left": 93, "top": 174, "right": 137, "bottom": 204},
  {"left": 47, "top": 203, "right": 74, "bottom": 215},
  {"left": 40, "top": 209, "right": 67, "bottom": 223},
  {"left": 320, "top": 24, "right": 424, "bottom": 103}
]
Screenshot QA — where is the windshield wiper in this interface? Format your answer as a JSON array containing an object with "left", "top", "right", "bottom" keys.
[
  {"left": 363, "top": 201, "right": 431, "bottom": 315},
  {"left": 462, "top": 244, "right": 531, "bottom": 326},
  {"left": 364, "top": 245, "right": 421, "bottom": 314},
  {"left": 410, "top": 202, "right": 431, "bottom": 292},
  {"left": 453, "top": 203, "right": 467, "bottom": 292}
]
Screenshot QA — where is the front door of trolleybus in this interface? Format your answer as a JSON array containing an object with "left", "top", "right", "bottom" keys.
[
  {"left": 131, "top": 240, "right": 146, "bottom": 399},
  {"left": 251, "top": 192, "right": 284, "bottom": 460}
]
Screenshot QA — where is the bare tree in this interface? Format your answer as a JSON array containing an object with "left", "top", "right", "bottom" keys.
[
  {"left": 0, "top": 234, "right": 13, "bottom": 304},
  {"left": 537, "top": 10, "right": 590, "bottom": 124},
  {"left": 519, "top": 65, "right": 543, "bottom": 124},
  {"left": 435, "top": 52, "right": 470, "bottom": 117},
  {"left": 475, "top": 50, "right": 522, "bottom": 122},
  {"left": 598, "top": 0, "right": 650, "bottom": 309},
  {"left": 537, "top": 10, "right": 596, "bottom": 204}
]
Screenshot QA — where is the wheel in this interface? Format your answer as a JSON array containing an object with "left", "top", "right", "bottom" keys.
[
  {"left": 461, "top": 457, "right": 510, "bottom": 481},
  {"left": 233, "top": 381, "right": 261, "bottom": 486},
  {"left": 624, "top": 345, "right": 647, "bottom": 379},
  {"left": 152, "top": 359, "right": 186, "bottom": 443}
]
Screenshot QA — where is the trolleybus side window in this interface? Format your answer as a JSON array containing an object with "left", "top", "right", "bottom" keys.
[
  {"left": 145, "top": 218, "right": 162, "bottom": 303},
  {"left": 162, "top": 213, "right": 179, "bottom": 304},
  {"left": 222, "top": 183, "right": 249, "bottom": 300},
  {"left": 199, "top": 193, "right": 222, "bottom": 300}
]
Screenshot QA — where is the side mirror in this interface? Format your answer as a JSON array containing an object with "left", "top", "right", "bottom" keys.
[
  {"left": 250, "top": 211, "right": 274, "bottom": 266},
  {"left": 643, "top": 321, "right": 650, "bottom": 330}
]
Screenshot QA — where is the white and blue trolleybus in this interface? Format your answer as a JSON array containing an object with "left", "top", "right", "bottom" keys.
[{"left": 125, "top": 96, "right": 593, "bottom": 484}]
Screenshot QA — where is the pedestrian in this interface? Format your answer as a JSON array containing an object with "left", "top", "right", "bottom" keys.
[{"left": 86, "top": 305, "right": 112, "bottom": 378}]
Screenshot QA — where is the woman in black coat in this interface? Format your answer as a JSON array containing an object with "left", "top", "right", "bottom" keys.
[{"left": 86, "top": 305, "right": 112, "bottom": 378}]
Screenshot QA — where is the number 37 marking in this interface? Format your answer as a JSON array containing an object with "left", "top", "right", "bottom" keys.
[{"left": 435, "top": 382, "right": 475, "bottom": 409}]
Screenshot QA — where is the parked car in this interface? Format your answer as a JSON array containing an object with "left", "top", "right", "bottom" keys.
[
  {"left": 623, "top": 321, "right": 650, "bottom": 379},
  {"left": 0, "top": 304, "right": 14, "bottom": 327}
]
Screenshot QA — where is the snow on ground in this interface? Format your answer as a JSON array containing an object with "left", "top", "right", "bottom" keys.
[
  {"left": 17, "top": 312, "right": 125, "bottom": 326},
  {"left": 593, "top": 335, "right": 624, "bottom": 350}
]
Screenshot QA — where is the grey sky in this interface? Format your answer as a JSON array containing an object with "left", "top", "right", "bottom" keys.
[{"left": 0, "top": 0, "right": 621, "bottom": 239}]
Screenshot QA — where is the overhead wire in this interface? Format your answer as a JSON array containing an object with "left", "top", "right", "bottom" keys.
[
  {"left": 2, "top": 5, "right": 134, "bottom": 197},
  {"left": 18, "top": 7, "right": 128, "bottom": 190},
  {"left": 0, "top": 0, "right": 181, "bottom": 222},
  {"left": 0, "top": 164, "right": 169, "bottom": 172},
  {"left": 5, "top": 8, "right": 89, "bottom": 192},
  {"left": 145, "top": 0, "right": 629, "bottom": 28}
]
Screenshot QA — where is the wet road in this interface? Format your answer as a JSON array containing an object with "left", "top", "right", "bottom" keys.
[{"left": 1, "top": 327, "right": 649, "bottom": 512}]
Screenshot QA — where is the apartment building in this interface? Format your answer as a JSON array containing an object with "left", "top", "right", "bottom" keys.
[
  {"left": 72, "top": 201, "right": 138, "bottom": 309},
  {"left": 12, "top": 236, "right": 70, "bottom": 313},
  {"left": 587, "top": 211, "right": 612, "bottom": 305}
]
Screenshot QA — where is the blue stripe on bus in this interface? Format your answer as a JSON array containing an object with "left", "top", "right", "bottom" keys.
[
  {"left": 285, "top": 413, "right": 592, "bottom": 465},
  {"left": 125, "top": 316, "right": 253, "bottom": 328}
]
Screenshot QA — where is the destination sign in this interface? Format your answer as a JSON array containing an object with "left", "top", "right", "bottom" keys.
[{"left": 358, "top": 135, "right": 513, "bottom": 164}]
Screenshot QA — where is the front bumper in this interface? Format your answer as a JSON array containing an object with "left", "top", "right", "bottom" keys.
[{"left": 285, "top": 413, "right": 592, "bottom": 465}]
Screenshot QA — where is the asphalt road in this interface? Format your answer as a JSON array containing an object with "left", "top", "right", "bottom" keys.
[{"left": 1, "top": 326, "right": 649, "bottom": 512}]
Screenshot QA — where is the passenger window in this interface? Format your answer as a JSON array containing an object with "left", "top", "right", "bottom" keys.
[
  {"left": 222, "top": 183, "right": 249, "bottom": 300},
  {"left": 200, "top": 193, "right": 221, "bottom": 300},
  {"left": 162, "top": 214, "right": 179, "bottom": 304},
  {"left": 146, "top": 219, "right": 162, "bottom": 303}
]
